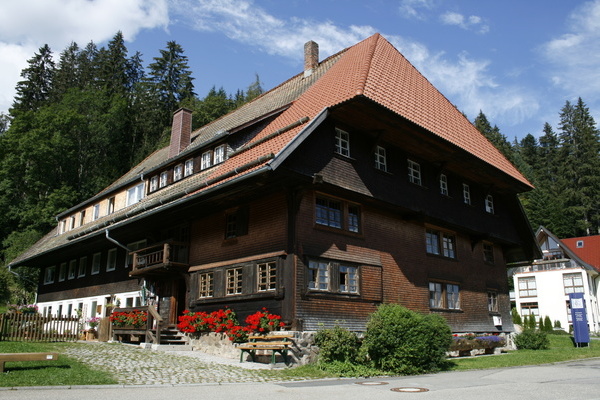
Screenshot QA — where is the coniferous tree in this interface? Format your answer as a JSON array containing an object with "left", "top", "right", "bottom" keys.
[
  {"left": 11, "top": 44, "right": 55, "bottom": 115},
  {"left": 245, "top": 73, "right": 264, "bottom": 102},
  {"left": 474, "top": 111, "right": 514, "bottom": 164}
]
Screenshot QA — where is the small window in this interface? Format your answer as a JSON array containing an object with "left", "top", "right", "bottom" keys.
[
  {"left": 440, "top": 174, "right": 448, "bottom": 196},
  {"left": 483, "top": 243, "right": 494, "bottom": 264},
  {"left": 44, "top": 265, "right": 56, "bottom": 285},
  {"left": 485, "top": 194, "right": 494, "bottom": 214},
  {"left": 184, "top": 159, "right": 194, "bottom": 177},
  {"left": 257, "top": 261, "right": 277, "bottom": 292},
  {"left": 79, "top": 210, "right": 86, "bottom": 226},
  {"left": 91, "top": 253, "right": 101, "bottom": 275},
  {"left": 520, "top": 302, "right": 539, "bottom": 317},
  {"left": 59, "top": 219, "right": 67, "bottom": 234},
  {"left": 174, "top": 164, "right": 183, "bottom": 181},
  {"left": 518, "top": 276, "right": 537, "bottom": 297},
  {"left": 374, "top": 146, "right": 387, "bottom": 172},
  {"left": 93, "top": 203, "right": 101, "bottom": 220},
  {"left": 426, "top": 228, "right": 457, "bottom": 259},
  {"left": 316, "top": 197, "right": 342, "bottom": 229},
  {"left": 69, "top": 216, "right": 76, "bottom": 231},
  {"left": 150, "top": 176, "right": 158, "bottom": 192},
  {"left": 214, "top": 145, "right": 226, "bottom": 164},
  {"left": 488, "top": 291, "right": 499, "bottom": 313},
  {"left": 68, "top": 260, "right": 77, "bottom": 279},
  {"left": 201, "top": 151, "right": 212, "bottom": 170},
  {"left": 78, "top": 256, "right": 87, "bottom": 278},
  {"left": 106, "top": 248, "right": 117, "bottom": 272},
  {"left": 463, "top": 184, "right": 471, "bottom": 205},
  {"left": 407, "top": 159, "right": 421, "bottom": 185},
  {"left": 224, "top": 207, "right": 249, "bottom": 239},
  {"left": 335, "top": 128, "right": 350, "bottom": 157},
  {"left": 126, "top": 183, "right": 145, "bottom": 206},
  {"left": 577, "top": 240, "right": 584, "bottom": 248},
  {"left": 563, "top": 273, "right": 584, "bottom": 294},
  {"left": 348, "top": 205, "right": 360, "bottom": 233},
  {"left": 198, "top": 272, "right": 214, "bottom": 298},
  {"left": 339, "top": 265, "right": 358, "bottom": 293},
  {"left": 159, "top": 172, "right": 168, "bottom": 188},
  {"left": 107, "top": 197, "right": 115, "bottom": 215},
  {"left": 58, "top": 262, "right": 67, "bottom": 282},
  {"left": 429, "top": 281, "right": 460, "bottom": 309},
  {"left": 308, "top": 261, "right": 329, "bottom": 291},
  {"left": 226, "top": 267, "right": 243, "bottom": 295}
]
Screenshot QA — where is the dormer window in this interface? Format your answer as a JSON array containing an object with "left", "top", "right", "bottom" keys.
[
  {"left": 184, "top": 159, "right": 194, "bottom": 176},
  {"left": 159, "top": 172, "right": 168, "bottom": 188},
  {"left": 150, "top": 176, "right": 158, "bottom": 192},
  {"left": 174, "top": 164, "right": 183, "bottom": 181},
  {"left": 93, "top": 203, "right": 101, "bottom": 220},
  {"left": 201, "top": 151, "right": 212, "bottom": 170},
  {"left": 107, "top": 197, "right": 115, "bottom": 215},
  {"left": 126, "top": 183, "right": 145, "bottom": 206},
  {"left": 214, "top": 145, "right": 226, "bottom": 164}
]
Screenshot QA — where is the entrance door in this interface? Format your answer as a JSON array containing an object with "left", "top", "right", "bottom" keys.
[{"left": 158, "top": 278, "right": 186, "bottom": 325}]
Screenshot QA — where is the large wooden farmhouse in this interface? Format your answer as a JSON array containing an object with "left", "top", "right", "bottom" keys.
[{"left": 10, "top": 34, "right": 539, "bottom": 334}]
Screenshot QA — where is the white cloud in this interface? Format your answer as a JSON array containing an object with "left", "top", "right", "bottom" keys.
[
  {"left": 541, "top": 0, "right": 600, "bottom": 97},
  {"left": 0, "top": 0, "right": 170, "bottom": 115},
  {"left": 398, "top": 0, "right": 436, "bottom": 20},
  {"left": 440, "top": 11, "right": 489, "bottom": 34}
]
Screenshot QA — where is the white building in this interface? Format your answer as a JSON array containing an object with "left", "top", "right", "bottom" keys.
[{"left": 512, "top": 227, "right": 600, "bottom": 333}]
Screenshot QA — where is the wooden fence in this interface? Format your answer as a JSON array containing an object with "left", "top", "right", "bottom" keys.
[{"left": 0, "top": 313, "right": 80, "bottom": 342}]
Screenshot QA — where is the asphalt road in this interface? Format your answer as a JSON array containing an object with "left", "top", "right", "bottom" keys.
[{"left": 2, "top": 357, "right": 600, "bottom": 400}]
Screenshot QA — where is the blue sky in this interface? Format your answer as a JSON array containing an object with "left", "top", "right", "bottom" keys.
[{"left": 1, "top": 0, "right": 599, "bottom": 141}]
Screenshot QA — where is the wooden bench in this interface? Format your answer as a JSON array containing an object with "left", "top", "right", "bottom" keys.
[
  {"left": 238, "top": 333, "right": 293, "bottom": 364},
  {"left": 0, "top": 352, "right": 59, "bottom": 373}
]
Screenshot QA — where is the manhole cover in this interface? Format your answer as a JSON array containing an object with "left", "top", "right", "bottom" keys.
[
  {"left": 356, "top": 381, "right": 389, "bottom": 385},
  {"left": 390, "top": 387, "right": 429, "bottom": 393}
]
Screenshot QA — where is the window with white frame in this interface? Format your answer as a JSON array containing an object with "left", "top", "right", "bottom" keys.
[
  {"left": 463, "top": 184, "right": 471, "bottom": 205},
  {"left": 407, "top": 159, "right": 421, "bottom": 185},
  {"left": 488, "top": 291, "right": 499, "bottom": 312},
  {"left": 44, "top": 265, "right": 56, "bottom": 285},
  {"left": 126, "top": 183, "right": 145, "bottom": 206},
  {"left": 150, "top": 176, "right": 158, "bottom": 192},
  {"left": 184, "top": 159, "right": 194, "bottom": 176},
  {"left": 214, "top": 145, "right": 226, "bottom": 164},
  {"left": 563, "top": 273, "right": 584, "bottom": 294},
  {"left": 348, "top": 205, "right": 360, "bottom": 233},
  {"left": 78, "top": 256, "right": 87, "bottom": 278},
  {"left": 520, "top": 302, "right": 539, "bottom": 317},
  {"left": 79, "top": 210, "right": 86, "bottom": 226},
  {"left": 518, "top": 276, "right": 537, "bottom": 297},
  {"left": 59, "top": 262, "right": 67, "bottom": 281},
  {"left": 91, "top": 252, "right": 101, "bottom": 275},
  {"left": 485, "top": 194, "right": 494, "bottom": 214},
  {"left": 426, "top": 228, "right": 457, "bottom": 259},
  {"left": 374, "top": 146, "right": 387, "bottom": 172},
  {"left": 107, "top": 197, "right": 115, "bottom": 215},
  {"left": 226, "top": 267, "right": 243, "bottom": 295},
  {"left": 159, "top": 171, "right": 168, "bottom": 188},
  {"left": 93, "top": 203, "right": 101, "bottom": 220},
  {"left": 201, "top": 151, "right": 212, "bottom": 170},
  {"left": 335, "top": 128, "right": 350, "bottom": 157},
  {"left": 339, "top": 265, "right": 358, "bottom": 293},
  {"left": 308, "top": 261, "right": 330, "bottom": 291},
  {"left": 257, "top": 261, "right": 277, "bottom": 292},
  {"left": 440, "top": 174, "right": 448, "bottom": 196},
  {"left": 198, "top": 272, "right": 214, "bottom": 298},
  {"left": 69, "top": 216, "right": 75, "bottom": 231},
  {"left": 173, "top": 164, "right": 183, "bottom": 181},
  {"left": 106, "top": 248, "right": 117, "bottom": 272},
  {"left": 429, "top": 281, "right": 460, "bottom": 309},
  {"left": 67, "top": 260, "right": 76, "bottom": 279}
]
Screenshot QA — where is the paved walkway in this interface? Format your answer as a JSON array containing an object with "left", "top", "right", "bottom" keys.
[{"left": 62, "top": 341, "right": 296, "bottom": 385}]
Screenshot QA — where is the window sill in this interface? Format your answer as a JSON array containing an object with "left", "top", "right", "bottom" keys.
[
  {"left": 430, "top": 308, "right": 463, "bottom": 313},
  {"left": 304, "top": 290, "right": 362, "bottom": 301},
  {"left": 191, "top": 291, "right": 282, "bottom": 306},
  {"left": 426, "top": 253, "right": 459, "bottom": 262},
  {"left": 333, "top": 153, "right": 356, "bottom": 162},
  {"left": 314, "top": 223, "right": 364, "bottom": 238}
]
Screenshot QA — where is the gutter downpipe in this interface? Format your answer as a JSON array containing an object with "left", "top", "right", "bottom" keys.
[{"left": 105, "top": 229, "right": 131, "bottom": 268}]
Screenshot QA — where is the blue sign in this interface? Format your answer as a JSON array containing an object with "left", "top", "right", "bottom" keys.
[{"left": 569, "top": 292, "right": 590, "bottom": 346}]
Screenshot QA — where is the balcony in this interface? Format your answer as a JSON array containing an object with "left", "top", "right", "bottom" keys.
[
  {"left": 513, "top": 258, "right": 579, "bottom": 274},
  {"left": 129, "top": 241, "right": 189, "bottom": 277}
]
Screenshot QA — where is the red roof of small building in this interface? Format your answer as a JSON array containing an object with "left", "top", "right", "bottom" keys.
[{"left": 562, "top": 236, "right": 600, "bottom": 271}]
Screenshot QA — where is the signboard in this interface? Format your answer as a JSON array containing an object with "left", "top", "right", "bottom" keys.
[{"left": 569, "top": 292, "right": 590, "bottom": 346}]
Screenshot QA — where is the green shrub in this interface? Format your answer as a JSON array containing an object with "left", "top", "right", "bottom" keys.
[
  {"left": 314, "top": 325, "right": 361, "bottom": 363},
  {"left": 362, "top": 304, "right": 452, "bottom": 375},
  {"left": 554, "top": 319, "right": 562, "bottom": 329},
  {"left": 543, "top": 316, "right": 553, "bottom": 332},
  {"left": 514, "top": 329, "right": 550, "bottom": 350},
  {"left": 511, "top": 308, "right": 522, "bottom": 325}
]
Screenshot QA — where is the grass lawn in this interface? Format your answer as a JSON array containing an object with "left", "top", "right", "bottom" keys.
[
  {"left": 0, "top": 341, "right": 116, "bottom": 387},
  {"left": 449, "top": 334, "right": 600, "bottom": 371}
]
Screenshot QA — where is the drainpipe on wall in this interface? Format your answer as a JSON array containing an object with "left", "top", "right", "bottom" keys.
[{"left": 105, "top": 229, "right": 131, "bottom": 268}]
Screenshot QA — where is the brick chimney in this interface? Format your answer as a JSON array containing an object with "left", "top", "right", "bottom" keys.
[
  {"left": 169, "top": 108, "right": 192, "bottom": 158},
  {"left": 304, "top": 40, "right": 319, "bottom": 77}
]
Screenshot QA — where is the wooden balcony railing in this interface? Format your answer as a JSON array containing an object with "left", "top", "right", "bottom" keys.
[{"left": 130, "top": 241, "right": 189, "bottom": 276}]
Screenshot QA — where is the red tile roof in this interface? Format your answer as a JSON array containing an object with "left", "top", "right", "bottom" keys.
[{"left": 562, "top": 236, "right": 600, "bottom": 271}]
